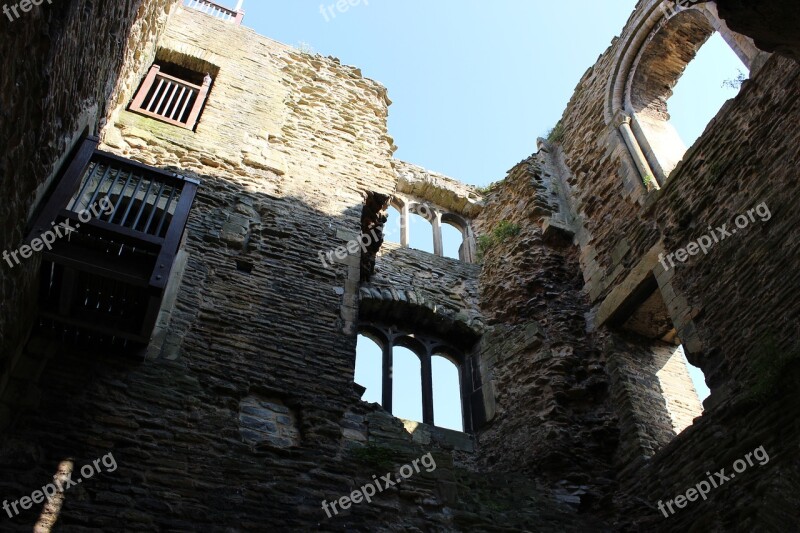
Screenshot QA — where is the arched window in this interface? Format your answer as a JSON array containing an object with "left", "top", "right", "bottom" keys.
[
  {"left": 629, "top": 10, "right": 751, "bottom": 181},
  {"left": 384, "top": 203, "right": 403, "bottom": 245},
  {"left": 667, "top": 32, "right": 748, "bottom": 149},
  {"left": 408, "top": 204, "right": 435, "bottom": 254},
  {"left": 432, "top": 354, "right": 463, "bottom": 431},
  {"left": 392, "top": 346, "right": 423, "bottom": 423},
  {"left": 441, "top": 222, "right": 463, "bottom": 261},
  {"left": 441, "top": 212, "right": 473, "bottom": 262},
  {"left": 382, "top": 196, "right": 476, "bottom": 262},
  {"left": 354, "top": 334, "right": 383, "bottom": 405},
  {"left": 608, "top": 2, "right": 765, "bottom": 189},
  {"left": 355, "top": 325, "right": 479, "bottom": 432}
]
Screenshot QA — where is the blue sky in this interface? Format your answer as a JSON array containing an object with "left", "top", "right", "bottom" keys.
[
  {"left": 241, "top": 0, "right": 646, "bottom": 186},
  {"left": 229, "top": 0, "right": 749, "bottom": 425}
]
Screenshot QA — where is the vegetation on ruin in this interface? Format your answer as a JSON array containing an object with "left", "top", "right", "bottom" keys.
[
  {"left": 722, "top": 69, "right": 747, "bottom": 90},
  {"left": 476, "top": 179, "right": 504, "bottom": 195},
  {"left": 477, "top": 220, "right": 521, "bottom": 260},
  {"left": 642, "top": 174, "right": 657, "bottom": 188},
  {"left": 546, "top": 121, "right": 566, "bottom": 143}
]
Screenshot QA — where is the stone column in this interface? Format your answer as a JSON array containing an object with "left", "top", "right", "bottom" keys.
[
  {"left": 432, "top": 210, "right": 443, "bottom": 257},
  {"left": 614, "top": 111, "right": 659, "bottom": 191},
  {"left": 400, "top": 201, "right": 410, "bottom": 248}
]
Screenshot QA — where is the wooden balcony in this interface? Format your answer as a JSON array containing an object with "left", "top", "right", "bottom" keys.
[{"left": 27, "top": 137, "right": 199, "bottom": 351}]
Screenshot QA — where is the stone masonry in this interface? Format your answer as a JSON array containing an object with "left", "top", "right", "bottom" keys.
[{"left": 0, "top": 0, "right": 799, "bottom": 531}]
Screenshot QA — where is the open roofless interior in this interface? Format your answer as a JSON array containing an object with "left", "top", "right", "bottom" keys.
[{"left": 0, "top": 0, "right": 799, "bottom": 530}]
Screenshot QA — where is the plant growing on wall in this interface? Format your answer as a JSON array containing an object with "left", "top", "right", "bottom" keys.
[
  {"left": 643, "top": 174, "right": 657, "bottom": 188},
  {"left": 546, "top": 121, "right": 565, "bottom": 143},
  {"left": 722, "top": 69, "right": 747, "bottom": 90},
  {"left": 477, "top": 220, "right": 521, "bottom": 260},
  {"left": 476, "top": 179, "right": 504, "bottom": 195}
]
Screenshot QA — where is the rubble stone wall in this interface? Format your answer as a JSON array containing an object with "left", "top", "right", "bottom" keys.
[{"left": 0, "top": 0, "right": 177, "bottom": 429}]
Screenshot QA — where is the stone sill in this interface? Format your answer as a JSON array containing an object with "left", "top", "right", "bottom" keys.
[{"left": 401, "top": 419, "right": 475, "bottom": 452}]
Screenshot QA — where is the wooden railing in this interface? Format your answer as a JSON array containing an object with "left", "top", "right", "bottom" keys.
[
  {"left": 183, "top": 0, "right": 244, "bottom": 25},
  {"left": 130, "top": 65, "right": 212, "bottom": 130},
  {"left": 27, "top": 137, "right": 200, "bottom": 348}
]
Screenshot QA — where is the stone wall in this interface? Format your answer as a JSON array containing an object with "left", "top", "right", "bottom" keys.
[
  {"left": 608, "top": 336, "right": 700, "bottom": 465},
  {"left": 394, "top": 160, "right": 483, "bottom": 218},
  {"left": 545, "top": 0, "right": 800, "bottom": 528},
  {"left": 0, "top": 5, "right": 602, "bottom": 531},
  {"left": 470, "top": 148, "right": 619, "bottom": 519},
  {"left": 364, "top": 241, "right": 483, "bottom": 335},
  {"left": 0, "top": 0, "right": 177, "bottom": 430}
]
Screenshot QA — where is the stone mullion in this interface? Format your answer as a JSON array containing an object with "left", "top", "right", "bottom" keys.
[
  {"left": 432, "top": 211, "right": 443, "bottom": 257},
  {"left": 382, "top": 339, "right": 393, "bottom": 413},
  {"left": 421, "top": 350, "right": 434, "bottom": 425}
]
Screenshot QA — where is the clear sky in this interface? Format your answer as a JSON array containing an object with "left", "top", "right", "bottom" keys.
[
  {"left": 229, "top": 0, "right": 748, "bottom": 426},
  {"left": 240, "top": 0, "right": 646, "bottom": 185}
]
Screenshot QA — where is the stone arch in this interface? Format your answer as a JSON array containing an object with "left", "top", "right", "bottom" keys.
[
  {"left": 358, "top": 324, "right": 390, "bottom": 350},
  {"left": 394, "top": 334, "right": 428, "bottom": 360},
  {"left": 431, "top": 353, "right": 465, "bottom": 431},
  {"left": 405, "top": 201, "right": 435, "bottom": 253},
  {"left": 358, "top": 287, "right": 482, "bottom": 345},
  {"left": 441, "top": 212, "right": 476, "bottom": 262},
  {"left": 606, "top": 0, "right": 767, "bottom": 188}
]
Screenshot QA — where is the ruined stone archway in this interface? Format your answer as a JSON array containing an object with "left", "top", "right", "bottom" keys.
[{"left": 606, "top": 0, "right": 766, "bottom": 188}]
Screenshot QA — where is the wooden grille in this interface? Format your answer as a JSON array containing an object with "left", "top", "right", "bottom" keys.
[
  {"left": 130, "top": 65, "right": 212, "bottom": 130},
  {"left": 27, "top": 136, "right": 199, "bottom": 349}
]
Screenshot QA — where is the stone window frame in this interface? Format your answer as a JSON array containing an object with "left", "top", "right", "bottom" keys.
[
  {"left": 606, "top": 0, "right": 769, "bottom": 193},
  {"left": 358, "top": 323, "right": 479, "bottom": 433},
  {"left": 390, "top": 195, "right": 477, "bottom": 263}
]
